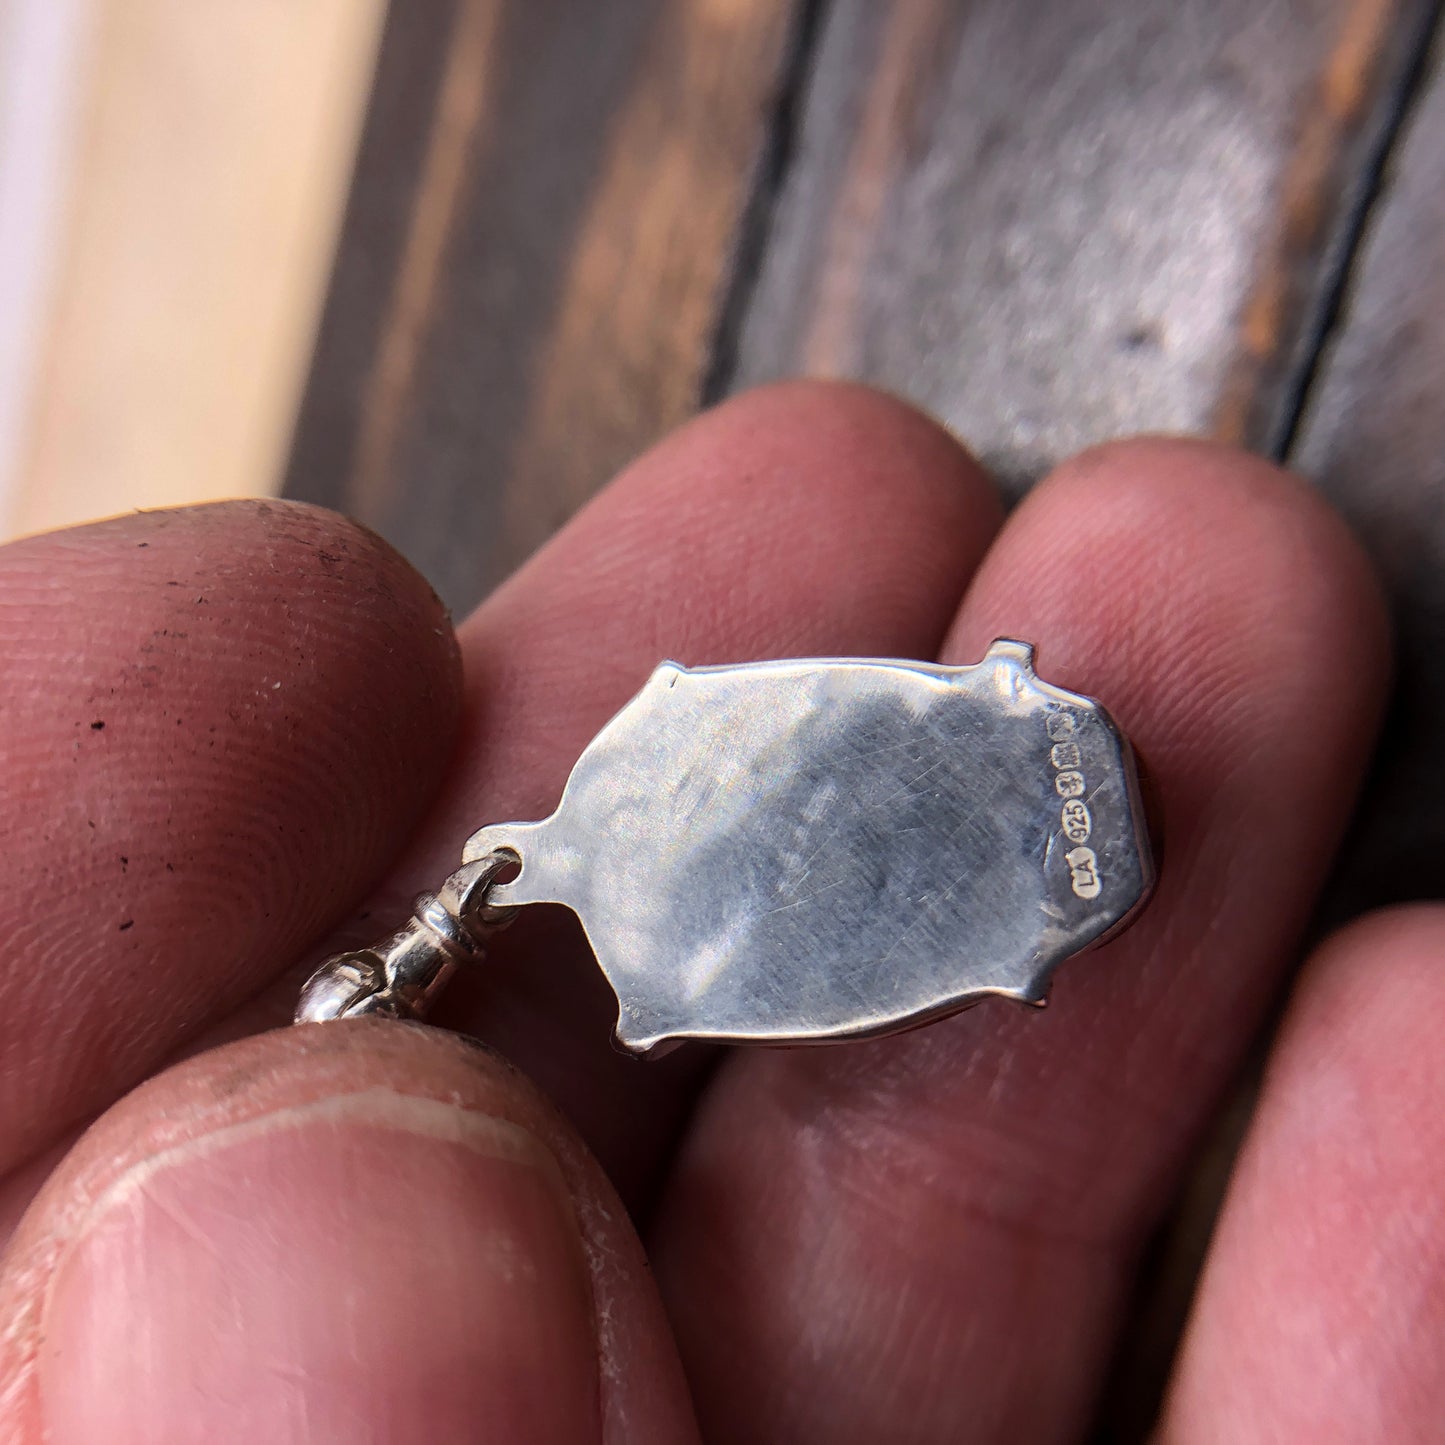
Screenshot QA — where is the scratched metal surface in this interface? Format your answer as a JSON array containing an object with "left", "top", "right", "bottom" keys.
[{"left": 463, "top": 648, "right": 1152, "bottom": 1051}]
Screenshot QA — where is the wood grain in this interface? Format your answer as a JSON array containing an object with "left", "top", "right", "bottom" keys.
[
  {"left": 1216, "top": 0, "right": 1434, "bottom": 451},
  {"left": 288, "top": 0, "right": 1433, "bottom": 589},
  {"left": 0, "top": 0, "right": 90, "bottom": 538},
  {"left": 286, "top": 0, "right": 800, "bottom": 614},
  {"left": 729, "top": 0, "right": 1437, "bottom": 491},
  {"left": 1294, "top": 17, "right": 1445, "bottom": 919},
  {"left": 347, "top": 0, "right": 503, "bottom": 531}
]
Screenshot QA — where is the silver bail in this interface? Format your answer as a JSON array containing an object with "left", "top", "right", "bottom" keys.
[{"left": 295, "top": 851, "right": 517, "bottom": 1023}]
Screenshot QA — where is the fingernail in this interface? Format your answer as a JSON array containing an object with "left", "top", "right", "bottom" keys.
[{"left": 38, "top": 1089, "right": 599, "bottom": 1445}]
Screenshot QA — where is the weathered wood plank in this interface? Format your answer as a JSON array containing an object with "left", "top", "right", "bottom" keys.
[
  {"left": 285, "top": 0, "right": 800, "bottom": 615},
  {"left": 1293, "top": 18, "right": 1445, "bottom": 918},
  {"left": 288, "top": 0, "right": 1432, "bottom": 603},
  {"left": 728, "top": 0, "right": 1434, "bottom": 491}
]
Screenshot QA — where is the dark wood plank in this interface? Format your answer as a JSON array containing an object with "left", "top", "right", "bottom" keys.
[
  {"left": 285, "top": 0, "right": 800, "bottom": 615},
  {"left": 727, "top": 0, "right": 1434, "bottom": 490},
  {"left": 1293, "top": 17, "right": 1445, "bottom": 919},
  {"left": 287, "top": 0, "right": 1432, "bottom": 602}
]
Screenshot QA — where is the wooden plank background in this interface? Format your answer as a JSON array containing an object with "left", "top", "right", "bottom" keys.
[
  {"left": 282, "top": 0, "right": 1445, "bottom": 1436},
  {"left": 730, "top": 0, "right": 1437, "bottom": 476},
  {"left": 1296, "top": 17, "right": 1445, "bottom": 923},
  {"left": 287, "top": 0, "right": 802, "bottom": 604}
]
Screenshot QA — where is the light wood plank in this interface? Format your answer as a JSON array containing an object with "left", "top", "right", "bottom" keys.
[
  {"left": 6, "top": 0, "right": 386, "bottom": 540},
  {"left": 0, "top": 0, "right": 93, "bottom": 537}
]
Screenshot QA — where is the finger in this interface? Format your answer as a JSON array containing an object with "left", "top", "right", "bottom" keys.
[
  {"left": 652, "top": 439, "right": 1389, "bottom": 1442},
  {"left": 0, "top": 1022, "right": 699, "bottom": 1445},
  {"left": 0, "top": 503, "right": 461, "bottom": 1172},
  {"left": 322, "top": 380, "right": 1003, "bottom": 1207},
  {"left": 1161, "top": 905, "right": 1445, "bottom": 1442}
]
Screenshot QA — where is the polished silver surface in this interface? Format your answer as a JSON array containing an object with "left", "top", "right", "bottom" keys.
[{"left": 461, "top": 639, "right": 1153, "bottom": 1054}]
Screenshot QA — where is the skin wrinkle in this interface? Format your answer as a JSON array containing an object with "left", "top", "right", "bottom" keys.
[
  {"left": 46, "top": 1089, "right": 559, "bottom": 1255},
  {"left": 767, "top": 990, "right": 1186, "bottom": 1240},
  {"left": 779, "top": 1061, "right": 1148, "bottom": 1257},
  {"left": 36, "top": 1096, "right": 596, "bottom": 1443}
]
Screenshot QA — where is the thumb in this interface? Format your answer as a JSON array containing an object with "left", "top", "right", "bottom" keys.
[{"left": 0, "top": 1021, "right": 697, "bottom": 1445}]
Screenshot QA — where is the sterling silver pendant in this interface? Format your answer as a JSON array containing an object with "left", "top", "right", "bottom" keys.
[{"left": 296, "top": 640, "right": 1154, "bottom": 1052}]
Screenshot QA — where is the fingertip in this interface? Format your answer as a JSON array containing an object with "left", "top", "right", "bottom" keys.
[
  {"left": 1264, "top": 902, "right": 1445, "bottom": 1153},
  {"left": 706, "top": 380, "right": 1005, "bottom": 609},
  {"left": 0, "top": 1023, "right": 696, "bottom": 1445},
  {"left": 668, "top": 377, "right": 999, "bottom": 512},
  {"left": 1165, "top": 905, "right": 1445, "bottom": 1441},
  {"left": 965, "top": 435, "right": 1389, "bottom": 698},
  {"left": 948, "top": 437, "right": 1391, "bottom": 924},
  {"left": 475, "top": 379, "right": 1002, "bottom": 673},
  {"left": 1085, "top": 434, "right": 1386, "bottom": 614},
  {"left": 9, "top": 496, "right": 459, "bottom": 657},
  {"left": 1296, "top": 900, "right": 1445, "bottom": 1000}
]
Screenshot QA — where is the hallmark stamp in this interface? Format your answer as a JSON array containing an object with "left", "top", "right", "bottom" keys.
[{"left": 1065, "top": 846, "right": 1102, "bottom": 900}]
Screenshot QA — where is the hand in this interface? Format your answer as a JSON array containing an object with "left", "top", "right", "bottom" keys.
[{"left": 0, "top": 384, "right": 1434, "bottom": 1444}]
